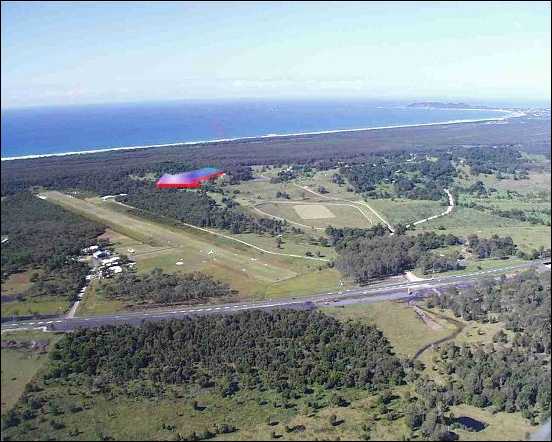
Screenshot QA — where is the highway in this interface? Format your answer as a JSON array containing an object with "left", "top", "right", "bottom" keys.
[{"left": 1, "top": 259, "right": 549, "bottom": 333}]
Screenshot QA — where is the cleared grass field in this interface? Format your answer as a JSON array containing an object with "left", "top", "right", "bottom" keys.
[
  {"left": 449, "top": 404, "right": 537, "bottom": 441},
  {"left": 1, "top": 330, "right": 62, "bottom": 415},
  {"left": 42, "top": 192, "right": 342, "bottom": 306},
  {"left": 228, "top": 178, "right": 312, "bottom": 204},
  {"left": 417, "top": 206, "right": 551, "bottom": 252},
  {"left": 1, "top": 269, "right": 36, "bottom": 296},
  {"left": 366, "top": 198, "right": 445, "bottom": 226},
  {"left": 457, "top": 167, "right": 551, "bottom": 195},
  {"left": 322, "top": 301, "right": 455, "bottom": 358},
  {"left": 1, "top": 296, "right": 69, "bottom": 318},
  {"left": 411, "top": 256, "right": 528, "bottom": 279},
  {"left": 293, "top": 204, "right": 336, "bottom": 219},
  {"left": 77, "top": 281, "right": 126, "bottom": 316},
  {"left": 256, "top": 201, "right": 374, "bottom": 229},
  {"left": 1, "top": 269, "right": 72, "bottom": 317}
]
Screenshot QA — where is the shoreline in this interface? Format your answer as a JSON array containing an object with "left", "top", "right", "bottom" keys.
[{"left": 1, "top": 109, "right": 522, "bottom": 162}]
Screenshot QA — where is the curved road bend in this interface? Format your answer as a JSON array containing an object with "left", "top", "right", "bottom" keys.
[
  {"left": 411, "top": 306, "right": 465, "bottom": 360},
  {"left": 1, "top": 260, "right": 547, "bottom": 333}
]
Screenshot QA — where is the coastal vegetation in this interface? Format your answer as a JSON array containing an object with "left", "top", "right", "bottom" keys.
[{"left": 1, "top": 192, "right": 104, "bottom": 317}]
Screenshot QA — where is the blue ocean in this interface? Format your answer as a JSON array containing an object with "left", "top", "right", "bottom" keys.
[{"left": 1, "top": 100, "right": 508, "bottom": 159}]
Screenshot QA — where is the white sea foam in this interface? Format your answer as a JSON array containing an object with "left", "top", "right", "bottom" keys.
[{"left": 1, "top": 109, "right": 522, "bottom": 162}]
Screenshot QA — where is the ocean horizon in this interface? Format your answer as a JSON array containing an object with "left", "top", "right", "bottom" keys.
[{"left": 1, "top": 99, "right": 511, "bottom": 160}]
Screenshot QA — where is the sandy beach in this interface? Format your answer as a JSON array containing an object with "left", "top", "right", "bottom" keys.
[{"left": 1, "top": 108, "right": 521, "bottom": 162}]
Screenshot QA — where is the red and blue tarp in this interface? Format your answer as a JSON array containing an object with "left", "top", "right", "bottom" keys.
[{"left": 156, "top": 167, "right": 224, "bottom": 189}]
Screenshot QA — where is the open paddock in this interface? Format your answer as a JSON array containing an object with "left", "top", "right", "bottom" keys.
[
  {"left": 293, "top": 204, "right": 336, "bottom": 219},
  {"left": 255, "top": 201, "right": 375, "bottom": 229}
]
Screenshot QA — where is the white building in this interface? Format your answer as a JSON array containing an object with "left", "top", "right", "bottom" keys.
[
  {"left": 100, "top": 256, "right": 120, "bottom": 266},
  {"left": 93, "top": 250, "right": 110, "bottom": 259},
  {"left": 108, "top": 265, "right": 123, "bottom": 274},
  {"left": 82, "top": 245, "right": 99, "bottom": 254}
]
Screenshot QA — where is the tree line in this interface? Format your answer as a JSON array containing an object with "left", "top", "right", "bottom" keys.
[
  {"left": 466, "top": 234, "right": 517, "bottom": 259},
  {"left": 44, "top": 310, "right": 405, "bottom": 394},
  {"left": 332, "top": 228, "right": 462, "bottom": 281},
  {"left": 118, "top": 188, "right": 286, "bottom": 236},
  {"left": 98, "top": 269, "right": 232, "bottom": 305}
]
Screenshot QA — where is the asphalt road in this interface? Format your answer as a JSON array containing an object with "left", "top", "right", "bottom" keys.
[{"left": 2, "top": 259, "right": 549, "bottom": 333}]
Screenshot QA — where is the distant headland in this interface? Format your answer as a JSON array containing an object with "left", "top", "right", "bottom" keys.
[{"left": 408, "top": 102, "right": 492, "bottom": 110}]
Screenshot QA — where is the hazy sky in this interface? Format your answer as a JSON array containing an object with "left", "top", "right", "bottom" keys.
[{"left": 1, "top": 1, "right": 550, "bottom": 108}]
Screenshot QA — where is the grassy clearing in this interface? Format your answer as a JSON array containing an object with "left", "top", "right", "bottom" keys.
[
  {"left": 412, "top": 256, "right": 528, "bottom": 279},
  {"left": 295, "top": 168, "right": 359, "bottom": 200},
  {"left": 224, "top": 168, "right": 379, "bottom": 228},
  {"left": 457, "top": 167, "right": 551, "bottom": 195},
  {"left": 76, "top": 282, "right": 126, "bottom": 316},
  {"left": 1, "top": 330, "right": 62, "bottom": 415},
  {"left": 449, "top": 404, "right": 537, "bottom": 441},
  {"left": 416, "top": 206, "right": 551, "bottom": 252},
  {"left": 322, "top": 301, "right": 455, "bottom": 358},
  {"left": 1, "top": 269, "right": 37, "bottom": 296},
  {"left": 426, "top": 307, "right": 515, "bottom": 347},
  {"left": 261, "top": 268, "right": 348, "bottom": 300},
  {"left": 366, "top": 198, "right": 445, "bottom": 226},
  {"left": 256, "top": 201, "right": 374, "bottom": 229},
  {"left": 1, "top": 296, "right": 69, "bottom": 318},
  {"left": 3, "top": 381, "right": 415, "bottom": 441}
]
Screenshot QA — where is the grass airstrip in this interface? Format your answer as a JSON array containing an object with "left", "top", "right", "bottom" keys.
[{"left": 42, "top": 191, "right": 347, "bottom": 313}]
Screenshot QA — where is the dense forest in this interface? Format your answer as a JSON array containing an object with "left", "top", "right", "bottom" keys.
[
  {"left": 44, "top": 310, "right": 404, "bottom": 392},
  {"left": 98, "top": 269, "right": 232, "bottom": 305},
  {"left": 118, "top": 188, "right": 286, "bottom": 236},
  {"left": 1, "top": 192, "right": 104, "bottom": 278},
  {"left": 333, "top": 230, "right": 463, "bottom": 281},
  {"left": 1, "top": 192, "right": 104, "bottom": 306}
]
